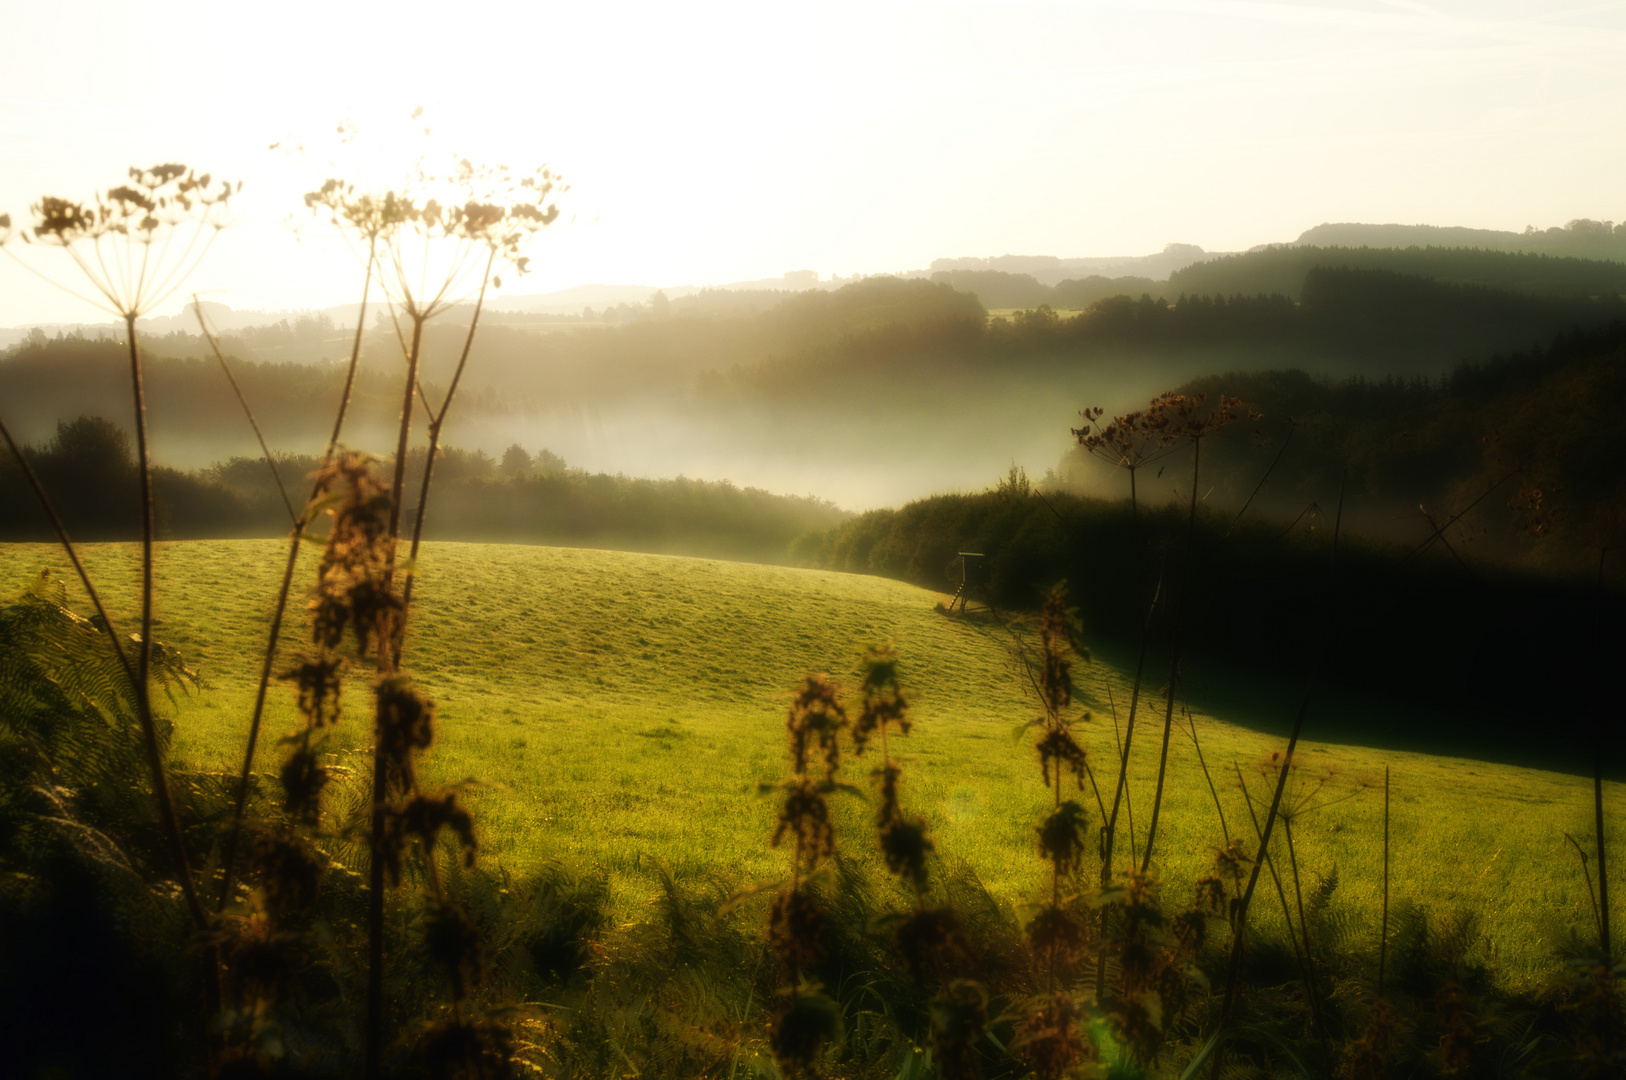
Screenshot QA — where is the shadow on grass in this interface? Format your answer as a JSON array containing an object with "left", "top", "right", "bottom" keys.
[{"left": 1084, "top": 636, "right": 1614, "bottom": 781}]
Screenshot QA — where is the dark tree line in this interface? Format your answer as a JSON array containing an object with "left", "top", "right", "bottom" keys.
[
  {"left": 1169, "top": 243, "right": 1626, "bottom": 302},
  {"left": 0, "top": 419, "right": 847, "bottom": 563}
]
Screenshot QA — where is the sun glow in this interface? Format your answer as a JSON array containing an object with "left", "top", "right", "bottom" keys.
[{"left": 4, "top": 0, "right": 1626, "bottom": 325}]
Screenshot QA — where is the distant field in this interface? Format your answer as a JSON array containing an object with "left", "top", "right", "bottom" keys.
[
  {"left": 485, "top": 318, "right": 615, "bottom": 334},
  {"left": 986, "top": 306, "right": 1086, "bottom": 320},
  {"left": 0, "top": 539, "right": 1616, "bottom": 987}
]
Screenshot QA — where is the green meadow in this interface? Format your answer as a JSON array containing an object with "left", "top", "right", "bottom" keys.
[{"left": 0, "top": 538, "right": 1614, "bottom": 988}]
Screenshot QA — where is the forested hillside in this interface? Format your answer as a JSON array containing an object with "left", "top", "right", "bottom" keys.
[
  {"left": 0, "top": 418, "right": 845, "bottom": 561},
  {"left": 1051, "top": 320, "right": 1626, "bottom": 572},
  {"left": 8, "top": 250, "right": 1625, "bottom": 509},
  {"left": 1169, "top": 244, "right": 1626, "bottom": 301}
]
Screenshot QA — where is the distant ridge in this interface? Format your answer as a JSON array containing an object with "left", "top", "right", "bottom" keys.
[
  {"left": 9, "top": 220, "right": 1625, "bottom": 344},
  {"left": 1295, "top": 220, "right": 1626, "bottom": 262},
  {"left": 928, "top": 243, "right": 1217, "bottom": 285}
]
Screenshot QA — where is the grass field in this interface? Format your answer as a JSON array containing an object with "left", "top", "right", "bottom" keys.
[{"left": 0, "top": 538, "right": 1616, "bottom": 988}]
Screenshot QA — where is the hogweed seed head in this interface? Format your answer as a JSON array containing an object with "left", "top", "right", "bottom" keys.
[{"left": 17, "top": 164, "right": 235, "bottom": 318}]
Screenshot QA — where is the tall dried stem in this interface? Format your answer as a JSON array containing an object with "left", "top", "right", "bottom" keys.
[
  {"left": 1379, "top": 766, "right": 1390, "bottom": 994},
  {"left": 212, "top": 241, "right": 378, "bottom": 910},
  {"left": 1210, "top": 475, "right": 1343, "bottom": 1078}
]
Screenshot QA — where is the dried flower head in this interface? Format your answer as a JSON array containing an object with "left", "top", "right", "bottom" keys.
[
  {"left": 283, "top": 656, "right": 344, "bottom": 727},
  {"left": 1037, "top": 800, "right": 1090, "bottom": 878},
  {"left": 250, "top": 832, "right": 323, "bottom": 915},
  {"left": 786, "top": 674, "right": 848, "bottom": 778},
  {"left": 770, "top": 988, "right": 843, "bottom": 1076},
  {"left": 1345, "top": 998, "right": 1401, "bottom": 1080},
  {"left": 1253, "top": 751, "right": 1369, "bottom": 823},
  {"left": 773, "top": 778, "right": 836, "bottom": 872},
  {"left": 929, "top": 979, "right": 990, "bottom": 1080},
  {"left": 419, "top": 1016, "right": 519, "bottom": 1080},
  {"left": 1435, "top": 981, "right": 1477, "bottom": 1075},
  {"left": 879, "top": 806, "right": 933, "bottom": 889},
  {"left": 851, "top": 643, "right": 909, "bottom": 754},
  {"left": 381, "top": 789, "right": 476, "bottom": 886},
  {"left": 769, "top": 888, "right": 829, "bottom": 967},
  {"left": 1192, "top": 874, "right": 1227, "bottom": 918},
  {"left": 1072, "top": 405, "right": 1171, "bottom": 472},
  {"left": 14, "top": 164, "right": 236, "bottom": 318},
  {"left": 310, "top": 451, "right": 398, "bottom": 656},
  {"left": 1013, "top": 993, "right": 1091, "bottom": 1080},
  {"left": 1028, "top": 903, "right": 1088, "bottom": 967},
  {"left": 376, "top": 679, "right": 437, "bottom": 787},
  {"left": 1036, "top": 727, "right": 1088, "bottom": 792},
  {"left": 425, "top": 904, "right": 484, "bottom": 997},
  {"left": 305, "top": 149, "right": 565, "bottom": 327},
  {"left": 279, "top": 743, "right": 331, "bottom": 827},
  {"left": 1567, "top": 961, "right": 1626, "bottom": 1079},
  {"left": 1036, "top": 586, "right": 1083, "bottom": 717},
  {"left": 895, "top": 906, "right": 967, "bottom": 982}
]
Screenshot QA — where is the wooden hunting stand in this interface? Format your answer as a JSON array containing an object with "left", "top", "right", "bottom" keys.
[{"left": 946, "top": 552, "right": 988, "bottom": 614}]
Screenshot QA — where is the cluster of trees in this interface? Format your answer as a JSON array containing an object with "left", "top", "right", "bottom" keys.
[
  {"left": 13, "top": 246, "right": 1626, "bottom": 443},
  {"left": 0, "top": 332, "right": 417, "bottom": 450},
  {"left": 1169, "top": 243, "right": 1626, "bottom": 301},
  {"left": 927, "top": 268, "right": 1161, "bottom": 310},
  {"left": 1296, "top": 217, "right": 1626, "bottom": 261},
  {"left": 725, "top": 268, "right": 1626, "bottom": 401},
  {"left": 1031, "top": 268, "right": 1624, "bottom": 359},
  {"left": 1050, "top": 320, "right": 1626, "bottom": 573},
  {"left": 793, "top": 481, "right": 1619, "bottom": 741},
  {"left": 0, "top": 418, "right": 847, "bottom": 563}
]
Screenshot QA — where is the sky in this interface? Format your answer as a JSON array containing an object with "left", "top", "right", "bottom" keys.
[{"left": 3, "top": 0, "right": 1626, "bottom": 326}]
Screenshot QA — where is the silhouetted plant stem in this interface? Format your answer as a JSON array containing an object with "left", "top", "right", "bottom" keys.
[
  {"left": 1096, "top": 582, "right": 1159, "bottom": 1001},
  {"left": 1002, "top": 609, "right": 1107, "bottom": 826},
  {"left": 328, "top": 240, "right": 378, "bottom": 450},
  {"left": 196, "top": 306, "right": 296, "bottom": 906},
  {"left": 1403, "top": 467, "right": 1518, "bottom": 561},
  {"left": 1105, "top": 686, "right": 1139, "bottom": 866},
  {"left": 1595, "top": 546, "right": 1612, "bottom": 960},
  {"left": 367, "top": 308, "right": 424, "bottom": 1080},
  {"left": 1140, "top": 667, "right": 1180, "bottom": 875},
  {"left": 193, "top": 298, "right": 296, "bottom": 523},
  {"left": 365, "top": 691, "right": 389, "bottom": 1080},
  {"left": 1211, "top": 478, "right": 1344, "bottom": 1078},
  {"left": 0, "top": 412, "right": 218, "bottom": 939},
  {"left": 1183, "top": 701, "right": 1229, "bottom": 846},
  {"left": 1225, "top": 423, "right": 1294, "bottom": 536},
  {"left": 1379, "top": 765, "right": 1389, "bottom": 995},
  {"left": 214, "top": 251, "right": 376, "bottom": 912},
  {"left": 218, "top": 535, "right": 303, "bottom": 909},
  {"left": 1140, "top": 435, "right": 1204, "bottom": 874},
  {"left": 1236, "top": 764, "right": 1324, "bottom": 1049},
  {"left": 1128, "top": 464, "right": 1142, "bottom": 586},
  {"left": 1280, "top": 815, "right": 1330, "bottom": 1050},
  {"left": 116, "top": 315, "right": 210, "bottom": 933},
  {"left": 1568, "top": 834, "right": 1605, "bottom": 950},
  {"left": 1101, "top": 580, "right": 1160, "bottom": 874},
  {"left": 1236, "top": 765, "right": 1311, "bottom": 973},
  {"left": 387, "top": 317, "right": 427, "bottom": 543},
  {"left": 396, "top": 249, "right": 495, "bottom": 667},
  {"left": 1597, "top": 737, "right": 1612, "bottom": 961}
]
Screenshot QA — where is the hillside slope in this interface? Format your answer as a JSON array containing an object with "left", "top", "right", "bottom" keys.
[{"left": 0, "top": 539, "right": 1615, "bottom": 982}]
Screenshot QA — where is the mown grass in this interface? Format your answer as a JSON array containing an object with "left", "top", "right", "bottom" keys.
[{"left": 0, "top": 538, "right": 1615, "bottom": 988}]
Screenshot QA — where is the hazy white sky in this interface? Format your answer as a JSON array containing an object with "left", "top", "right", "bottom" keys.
[{"left": 3, "top": 0, "right": 1625, "bottom": 325}]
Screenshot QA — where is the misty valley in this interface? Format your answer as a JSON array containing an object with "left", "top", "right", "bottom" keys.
[{"left": 3, "top": 200, "right": 1625, "bottom": 1080}]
